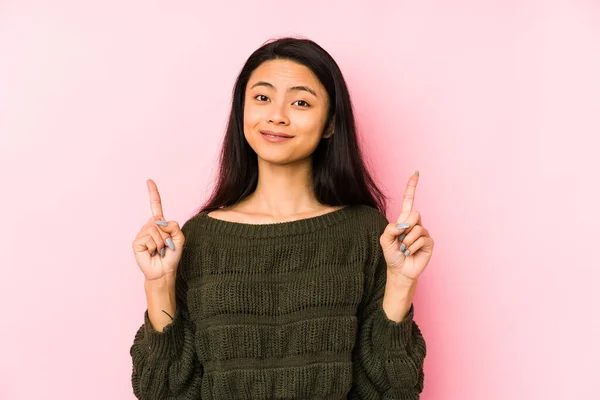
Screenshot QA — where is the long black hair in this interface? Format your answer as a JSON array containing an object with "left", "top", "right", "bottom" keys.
[{"left": 197, "top": 37, "right": 387, "bottom": 215}]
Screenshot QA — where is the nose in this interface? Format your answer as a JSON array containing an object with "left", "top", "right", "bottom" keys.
[{"left": 267, "top": 103, "right": 289, "bottom": 125}]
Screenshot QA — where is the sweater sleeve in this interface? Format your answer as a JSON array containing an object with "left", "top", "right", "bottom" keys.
[
  {"left": 130, "top": 222, "right": 203, "bottom": 399},
  {"left": 349, "top": 230, "right": 427, "bottom": 399}
]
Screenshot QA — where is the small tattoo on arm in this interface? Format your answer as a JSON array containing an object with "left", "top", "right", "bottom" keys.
[{"left": 161, "top": 310, "right": 174, "bottom": 320}]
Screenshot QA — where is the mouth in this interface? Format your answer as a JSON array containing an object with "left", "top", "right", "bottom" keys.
[{"left": 260, "top": 130, "right": 294, "bottom": 138}]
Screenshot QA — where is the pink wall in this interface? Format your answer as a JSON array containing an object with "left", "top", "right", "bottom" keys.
[{"left": 1, "top": 1, "right": 598, "bottom": 398}]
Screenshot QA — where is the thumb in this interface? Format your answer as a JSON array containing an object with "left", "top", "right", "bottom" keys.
[
  {"left": 396, "top": 212, "right": 410, "bottom": 224},
  {"left": 165, "top": 221, "right": 185, "bottom": 246},
  {"left": 153, "top": 218, "right": 185, "bottom": 247}
]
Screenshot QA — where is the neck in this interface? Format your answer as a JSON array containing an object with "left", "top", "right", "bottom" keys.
[{"left": 243, "top": 158, "right": 322, "bottom": 217}]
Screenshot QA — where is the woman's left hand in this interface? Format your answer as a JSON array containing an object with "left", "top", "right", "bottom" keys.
[{"left": 380, "top": 171, "right": 435, "bottom": 283}]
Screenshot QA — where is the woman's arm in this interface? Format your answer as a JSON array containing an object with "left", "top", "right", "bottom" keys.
[
  {"left": 349, "top": 233, "right": 427, "bottom": 399},
  {"left": 144, "top": 275, "right": 177, "bottom": 332},
  {"left": 130, "top": 226, "right": 203, "bottom": 399}
]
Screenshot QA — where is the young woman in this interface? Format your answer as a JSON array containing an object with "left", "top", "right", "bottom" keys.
[{"left": 130, "top": 37, "right": 434, "bottom": 399}]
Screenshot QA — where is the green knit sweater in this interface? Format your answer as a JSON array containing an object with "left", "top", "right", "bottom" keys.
[{"left": 130, "top": 205, "right": 426, "bottom": 399}]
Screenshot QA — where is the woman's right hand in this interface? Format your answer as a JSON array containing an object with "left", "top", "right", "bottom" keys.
[{"left": 132, "top": 179, "right": 185, "bottom": 281}]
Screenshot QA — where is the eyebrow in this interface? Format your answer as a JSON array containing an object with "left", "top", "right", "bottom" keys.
[{"left": 250, "top": 81, "right": 318, "bottom": 98}]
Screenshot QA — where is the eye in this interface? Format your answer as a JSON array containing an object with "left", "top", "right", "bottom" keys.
[
  {"left": 294, "top": 100, "right": 310, "bottom": 107},
  {"left": 254, "top": 94, "right": 269, "bottom": 102}
]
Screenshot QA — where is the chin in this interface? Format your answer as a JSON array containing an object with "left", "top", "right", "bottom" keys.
[
  {"left": 255, "top": 148, "right": 311, "bottom": 166},
  {"left": 246, "top": 135, "right": 316, "bottom": 166},
  {"left": 256, "top": 153, "right": 297, "bottom": 166}
]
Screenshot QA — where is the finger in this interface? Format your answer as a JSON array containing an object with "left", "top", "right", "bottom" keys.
[
  {"left": 395, "top": 210, "right": 422, "bottom": 233},
  {"left": 399, "top": 225, "right": 428, "bottom": 252},
  {"left": 145, "top": 217, "right": 170, "bottom": 235},
  {"left": 396, "top": 170, "right": 419, "bottom": 223},
  {"left": 144, "top": 225, "right": 167, "bottom": 253},
  {"left": 146, "top": 215, "right": 168, "bottom": 226},
  {"left": 145, "top": 237, "right": 158, "bottom": 257},
  {"left": 406, "top": 236, "right": 434, "bottom": 257},
  {"left": 132, "top": 235, "right": 158, "bottom": 257},
  {"left": 148, "top": 221, "right": 177, "bottom": 251},
  {"left": 380, "top": 222, "right": 405, "bottom": 249},
  {"left": 146, "top": 179, "right": 164, "bottom": 218},
  {"left": 153, "top": 220, "right": 184, "bottom": 249}
]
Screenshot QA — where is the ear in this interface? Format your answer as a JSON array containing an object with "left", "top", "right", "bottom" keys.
[{"left": 322, "top": 121, "right": 335, "bottom": 139}]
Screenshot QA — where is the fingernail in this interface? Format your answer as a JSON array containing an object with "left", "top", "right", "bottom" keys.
[
  {"left": 151, "top": 250, "right": 156, "bottom": 257},
  {"left": 399, "top": 233, "right": 406, "bottom": 242},
  {"left": 160, "top": 247, "right": 165, "bottom": 258},
  {"left": 400, "top": 243, "right": 406, "bottom": 252},
  {"left": 397, "top": 223, "right": 410, "bottom": 229},
  {"left": 415, "top": 170, "right": 419, "bottom": 176},
  {"left": 155, "top": 220, "right": 168, "bottom": 227},
  {"left": 166, "top": 237, "right": 175, "bottom": 251},
  {"left": 404, "top": 249, "right": 410, "bottom": 256}
]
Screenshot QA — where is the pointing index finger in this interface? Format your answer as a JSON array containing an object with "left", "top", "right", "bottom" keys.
[
  {"left": 146, "top": 179, "right": 164, "bottom": 218},
  {"left": 396, "top": 170, "right": 419, "bottom": 223}
]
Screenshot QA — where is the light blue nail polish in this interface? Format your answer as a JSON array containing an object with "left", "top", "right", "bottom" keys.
[
  {"left": 400, "top": 243, "right": 406, "bottom": 252},
  {"left": 155, "top": 220, "right": 168, "bottom": 227},
  {"left": 160, "top": 247, "right": 165, "bottom": 258},
  {"left": 404, "top": 250, "right": 410, "bottom": 256},
  {"left": 151, "top": 250, "right": 156, "bottom": 257},
  {"left": 399, "top": 233, "right": 406, "bottom": 242},
  {"left": 397, "top": 223, "right": 410, "bottom": 229},
  {"left": 166, "top": 237, "right": 175, "bottom": 251}
]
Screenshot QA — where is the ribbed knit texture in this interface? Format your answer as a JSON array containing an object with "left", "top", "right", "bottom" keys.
[{"left": 130, "top": 205, "right": 426, "bottom": 399}]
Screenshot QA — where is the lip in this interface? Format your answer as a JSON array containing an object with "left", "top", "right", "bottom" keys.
[{"left": 260, "top": 130, "right": 294, "bottom": 138}]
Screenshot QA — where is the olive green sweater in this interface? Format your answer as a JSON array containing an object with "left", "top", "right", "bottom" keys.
[{"left": 130, "top": 205, "right": 426, "bottom": 399}]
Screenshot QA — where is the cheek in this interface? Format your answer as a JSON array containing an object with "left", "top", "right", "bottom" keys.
[
  {"left": 243, "top": 105, "right": 264, "bottom": 148},
  {"left": 296, "top": 112, "right": 326, "bottom": 138},
  {"left": 243, "top": 103, "right": 261, "bottom": 127}
]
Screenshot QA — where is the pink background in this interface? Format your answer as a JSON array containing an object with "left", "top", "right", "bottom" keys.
[{"left": 1, "top": 1, "right": 599, "bottom": 399}]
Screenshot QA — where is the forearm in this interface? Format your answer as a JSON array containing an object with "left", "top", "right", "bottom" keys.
[
  {"left": 144, "top": 274, "right": 177, "bottom": 332},
  {"left": 352, "top": 269, "right": 426, "bottom": 396},
  {"left": 382, "top": 272, "right": 418, "bottom": 323},
  {"left": 132, "top": 272, "right": 203, "bottom": 398}
]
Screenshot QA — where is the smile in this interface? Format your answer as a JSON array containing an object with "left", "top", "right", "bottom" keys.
[{"left": 260, "top": 130, "right": 294, "bottom": 142}]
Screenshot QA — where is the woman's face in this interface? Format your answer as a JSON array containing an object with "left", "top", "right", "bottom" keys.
[{"left": 243, "top": 59, "right": 331, "bottom": 166}]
